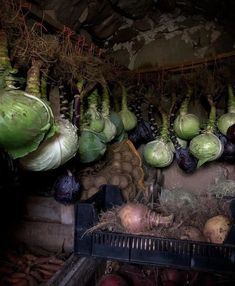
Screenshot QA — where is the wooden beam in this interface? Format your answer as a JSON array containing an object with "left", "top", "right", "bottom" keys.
[{"left": 131, "top": 50, "right": 235, "bottom": 75}]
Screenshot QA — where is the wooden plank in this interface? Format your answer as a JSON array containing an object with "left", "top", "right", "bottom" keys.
[
  {"left": 24, "top": 196, "right": 74, "bottom": 225},
  {"left": 13, "top": 221, "right": 74, "bottom": 253},
  {"left": 131, "top": 50, "right": 235, "bottom": 74},
  {"left": 45, "top": 254, "right": 105, "bottom": 286}
]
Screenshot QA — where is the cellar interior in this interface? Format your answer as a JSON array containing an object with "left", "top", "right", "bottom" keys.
[{"left": 0, "top": 1, "right": 235, "bottom": 285}]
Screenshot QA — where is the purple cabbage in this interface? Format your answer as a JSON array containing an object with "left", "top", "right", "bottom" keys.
[{"left": 53, "top": 170, "right": 80, "bottom": 204}]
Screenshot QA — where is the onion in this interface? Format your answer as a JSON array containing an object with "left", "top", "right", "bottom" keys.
[
  {"left": 118, "top": 203, "right": 173, "bottom": 233},
  {"left": 97, "top": 274, "right": 128, "bottom": 286},
  {"left": 203, "top": 215, "right": 231, "bottom": 244}
]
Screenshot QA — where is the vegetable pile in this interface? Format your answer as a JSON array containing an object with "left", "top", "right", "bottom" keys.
[
  {"left": 80, "top": 139, "right": 145, "bottom": 201},
  {"left": 2, "top": 25, "right": 235, "bottom": 177},
  {"left": 0, "top": 249, "right": 65, "bottom": 285}
]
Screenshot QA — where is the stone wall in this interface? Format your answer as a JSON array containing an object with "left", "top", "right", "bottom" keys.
[{"left": 108, "top": 11, "right": 235, "bottom": 70}]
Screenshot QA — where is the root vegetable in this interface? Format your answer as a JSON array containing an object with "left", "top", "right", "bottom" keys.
[
  {"left": 203, "top": 215, "right": 231, "bottom": 244},
  {"left": 121, "top": 151, "right": 132, "bottom": 161},
  {"left": 94, "top": 176, "right": 107, "bottom": 188},
  {"left": 161, "top": 269, "right": 180, "bottom": 283},
  {"left": 47, "top": 257, "right": 64, "bottom": 265},
  {"left": 37, "top": 268, "right": 54, "bottom": 277},
  {"left": 132, "top": 156, "right": 140, "bottom": 166},
  {"left": 11, "top": 273, "right": 27, "bottom": 279},
  {"left": 111, "top": 160, "right": 122, "bottom": 169},
  {"left": 122, "top": 162, "right": 133, "bottom": 173},
  {"left": 13, "top": 279, "right": 28, "bottom": 286},
  {"left": 30, "top": 271, "right": 44, "bottom": 283},
  {"left": 118, "top": 175, "right": 129, "bottom": 189},
  {"left": 97, "top": 273, "right": 128, "bottom": 286},
  {"left": 26, "top": 275, "right": 38, "bottom": 286},
  {"left": 122, "top": 184, "right": 136, "bottom": 201},
  {"left": 180, "top": 226, "right": 205, "bottom": 242},
  {"left": 118, "top": 203, "right": 174, "bottom": 233},
  {"left": 132, "top": 168, "right": 142, "bottom": 180},
  {"left": 82, "top": 176, "right": 94, "bottom": 190},
  {"left": 4, "top": 277, "right": 27, "bottom": 285},
  {"left": 109, "top": 175, "right": 120, "bottom": 186},
  {"left": 36, "top": 263, "right": 62, "bottom": 272},
  {"left": 113, "top": 152, "right": 122, "bottom": 161},
  {"left": 161, "top": 281, "right": 178, "bottom": 286},
  {"left": 0, "top": 265, "right": 14, "bottom": 274}
]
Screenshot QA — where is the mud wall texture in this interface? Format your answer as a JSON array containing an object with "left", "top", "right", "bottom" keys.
[{"left": 108, "top": 12, "right": 235, "bottom": 70}]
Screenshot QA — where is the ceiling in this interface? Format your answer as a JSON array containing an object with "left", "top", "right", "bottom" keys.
[{"left": 29, "top": 0, "right": 235, "bottom": 45}]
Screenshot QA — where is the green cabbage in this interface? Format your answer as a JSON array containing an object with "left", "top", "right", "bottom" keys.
[
  {"left": 174, "top": 113, "right": 200, "bottom": 140},
  {"left": 20, "top": 119, "right": 79, "bottom": 171},
  {"left": 78, "top": 130, "right": 107, "bottom": 163},
  {"left": 110, "top": 111, "right": 124, "bottom": 136},
  {"left": 189, "top": 132, "right": 223, "bottom": 167},
  {"left": 0, "top": 90, "right": 55, "bottom": 159},
  {"left": 101, "top": 118, "right": 117, "bottom": 142},
  {"left": 143, "top": 139, "right": 174, "bottom": 167}
]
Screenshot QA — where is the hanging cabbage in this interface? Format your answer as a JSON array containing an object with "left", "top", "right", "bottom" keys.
[
  {"left": 110, "top": 92, "right": 126, "bottom": 142},
  {"left": 119, "top": 83, "right": 137, "bottom": 131},
  {"left": 217, "top": 84, "right": 235, "bottom": 135},
  {"left": 173, "top": 90, "right": 200, "bottom": 140},
  {"left": 77, "top": 81, "right": 107, "bottom": 163},
  {"left": 100, "top": 85, "right": 116, "bottom": 142},
  {"left": 78, "top": 129, "right": 106, "bottom": 163},
  {"left": 169, "top": 96, "right": 197, "bottom": 173},
  {"left": 0, "top": 91, "right": 55, "bottom": 159},
  {"left": 110, "top": 111, "right": 124, "bottom": 137},
  {"left": 143, "top": 109, "right": 173, "bottom": 168},
  {"left": 20, "top": 119, "right": 79, "bottom": 171},
  {"left": 189, "top": 96, "right": 223, "bottom": 167},
  {"left": 86, "top": 89, "right": 105, "bottom": 133},
  {"left": 0, "top": 31, "right": 11, "bottom": 88},
  {"left": 0, "top": 40, "right": 55, "bottom": 159}
]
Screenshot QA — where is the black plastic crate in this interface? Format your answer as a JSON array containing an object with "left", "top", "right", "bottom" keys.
[{"left": 74, "top": 185, "right": 235, "bottom": 274}]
